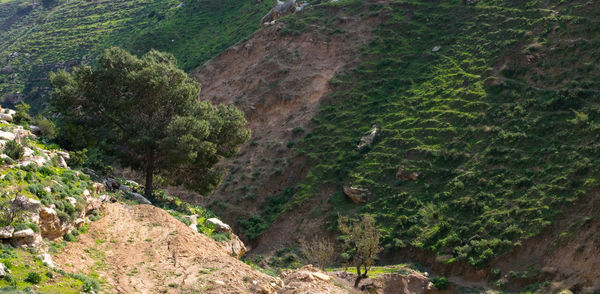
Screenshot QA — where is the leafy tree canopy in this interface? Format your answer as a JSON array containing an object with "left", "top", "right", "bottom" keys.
[{"left": 49, "top": 47, "right": 250, "bottom": 197}]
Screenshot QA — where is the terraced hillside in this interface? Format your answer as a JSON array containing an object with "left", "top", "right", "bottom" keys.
[
  {"left": 0, "top": 0, "right": 271, "bottom": 110},
  {"left": 196, "top": 0, "right": 600, "bottom": 287}
]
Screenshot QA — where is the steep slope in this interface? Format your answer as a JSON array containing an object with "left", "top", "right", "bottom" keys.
[
  {"left": 0, "top": 0, "right": 271, "bottom": 110},
  {"left": 192, "top": 1, "right": 382, "bottom": 242},
  {"left": 193, "top": 0, "right": 600, "bottom": 291}
]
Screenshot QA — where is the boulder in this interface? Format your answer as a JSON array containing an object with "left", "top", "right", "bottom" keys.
[
  {"left": 12, "top": 196, "right": 41, "bottom": 211},
  {"left": 13, "top": 228, "right": 35, "bottom": 238},
  {"left": 38, "top": 207, "right": 67, "bottom": 240},
  {"left": 0, "top": 131, "right": 15, "bottom": 141},
  {"left": 0, "top": 226, "right": 14, "bottom": 239},
  {"left": 104, "top": 178, "right": 121, "bottom": 191},
  {"left": 261, "top": 0, "right": 297, "bottom": 24},
  {"left": 127, "top": 192, "right": 152, "bottom": 205},
  {"left": 29, "top": 125, "right": 41, "bottom": 135},
  {"left": 85, "top": 197, "right": 102, "bottom": 213},
  {"left": 207, "top": 218, "right": 232, "bottom": 233},
  {"left": 396, "top": 169, "right": 420, "bottom": 181},
  {"left": 343, "top": 186, "right": 368, "bottom": 204},
  {"left": 357, "top": 126, "right": 377, "bottom": 150},
  {"left": 57, "top": 156, "right": 68, "bottom": 168},
  {"left": 56, "top": 151, "right": 70, "bottom": 159},
  {"left": 0, "top": 113, "right": 12, "bottom": 122},
  {"left": 0, "top": 263, "right": 8, "bottom": 277}
]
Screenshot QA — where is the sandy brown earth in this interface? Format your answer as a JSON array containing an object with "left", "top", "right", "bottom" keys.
[
  {"left": 190, "top": 0, "right": 384, "bottom": 253},
  {"left": 53, "top": 203, "right": 350, "bottom": 294},
  {"left": 54, "top": 203, "right": 280, "bottom": 293}
]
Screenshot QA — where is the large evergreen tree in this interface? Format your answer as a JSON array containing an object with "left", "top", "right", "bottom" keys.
[{"left": 49, "top": 47, "right": 250, "bottom": 197}]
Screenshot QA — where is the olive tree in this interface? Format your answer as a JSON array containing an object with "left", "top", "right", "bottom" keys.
[{"left": 338, "top": 214, "right": 382, "bottom": 288}]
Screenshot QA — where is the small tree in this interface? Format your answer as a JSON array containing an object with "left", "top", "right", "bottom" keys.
[
  {"left": 13, "top": 101, "right": 31, "bottom": 124},
  {"left": 338, "top": 214, "right": 382, "bottom": 288},
  {"left": 50, "top": 47, "right": 250, "bottom": 197}
]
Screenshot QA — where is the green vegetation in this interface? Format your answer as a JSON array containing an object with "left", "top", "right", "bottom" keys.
[
  {"left": 0, "top": 246, "right": 93, "bottom": 293},
  {"left": 0, "top": 0, "right": 272, "bottom": 110},
  {"left": 50, "top": 47, "right": 250, "bottom": 197},
  {"left": 245, "top": 0, "right": 600, "bottom": 267}
]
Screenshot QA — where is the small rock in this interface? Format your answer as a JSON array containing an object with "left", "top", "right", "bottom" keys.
[
  {"left": 98, "top": 194, "right": 115, "bottom": 203},
  {"left": 214, "top": 280, "right": 226, "bottom": 286},
  {"left": 92, "top": 182, "right": 105, "bottom": 194},
  {"left": 65, "top": 197, "right": 78, "bottom": 207},
  {"left": 82, "top": 189, "right": 90, "bottom": 197},
  {"left": 23, "top": 147, "right": 34, "bottom": 158},
  {"left": 312, "top": 272, "right": 330, "bottom": 281},
  {"left": 38, "top": 253, "right": 54, "bottom": 268},
  {"left": 0, "top": 263, "right": 9, "bottom": 277},
  {"left": 432, "top": 45, "right": 441, "bottom": 52}
]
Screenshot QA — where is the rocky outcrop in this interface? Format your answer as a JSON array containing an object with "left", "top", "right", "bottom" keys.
[
  {"left": 261, "top": 0, "right": 297, "bottom": 24},
  {"left": 226, "top": 234, "right": 248, "bottom": 259},
  {"left": 343, "top": 186, "right": 369, "bottom": 204},
  {"left": 357, "top": 126, "right": 378, "bottom": 151}
]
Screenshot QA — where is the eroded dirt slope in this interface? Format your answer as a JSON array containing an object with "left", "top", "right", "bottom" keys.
[
  {"left": 191, "top": 3, "right": 382, "bottom": 239},
  {"left": 54, "top": 203, "right": 279, "bottom": 293}
]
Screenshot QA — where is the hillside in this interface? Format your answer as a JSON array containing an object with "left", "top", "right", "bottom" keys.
[
  {"left": 0, "top": 0, "right": 271, "bottom": 110},
  {"left": 191, "top": 0, "right": 600, "bottom": 291}
]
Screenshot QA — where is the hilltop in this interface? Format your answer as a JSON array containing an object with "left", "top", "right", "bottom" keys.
[{"left": 0, "top": 0, "right": 271, "bottom": 110}]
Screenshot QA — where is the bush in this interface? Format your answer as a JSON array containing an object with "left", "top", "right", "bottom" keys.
[
  {"left": 24, "top": 272, "right": 42, "bottom": 284},
  {"left": 431, "top": 277, "right": 450, "bottom": 290},
  {"left": 4, "top": 141, "right": 24, "bottom": 160},
  {"left": 33, "top": 115, "right": 57, "bottom": 140}
]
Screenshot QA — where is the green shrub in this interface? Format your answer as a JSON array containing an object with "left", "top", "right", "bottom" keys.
[
  {"left": 4, "top": 141, "right": 24, "bottom": 160},
  {"left": 63, "top": 232, "right": 76, "bottom": 242},
  {"left": 24, "top": 272, "right": 42, "bottom": 284},
  {"left": 431, "top": 277, "right": 450, "bottom": 290}
]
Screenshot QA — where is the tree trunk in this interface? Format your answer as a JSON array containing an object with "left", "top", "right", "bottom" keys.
[
  {"left": 353, "top": 265, "right": 362, "bottom": 288},
  {"left": 145, "top": 151, "right": 154, "bottom": 198}
]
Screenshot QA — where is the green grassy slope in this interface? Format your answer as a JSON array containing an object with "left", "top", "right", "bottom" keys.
[
  {"left": 0, "top": 0, "right": 271, "bottom": 109},
  {"left": 245, "top": 0, "right": 600, "bottom": 267}
]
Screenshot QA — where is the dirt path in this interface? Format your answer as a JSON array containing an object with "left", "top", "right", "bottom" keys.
[{"left": 53, "top": 203, "right": 280, "bottom": 293}]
